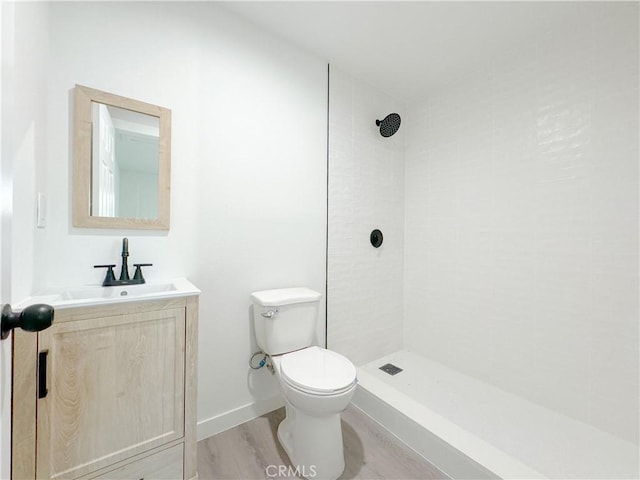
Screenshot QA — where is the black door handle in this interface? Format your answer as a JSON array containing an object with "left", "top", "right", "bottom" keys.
[
  {"left": 38, "top": 350, "right": 48, "bottom": 399},
  {"left": 1, "top": 303, "right": 54, "bottom": 340}
]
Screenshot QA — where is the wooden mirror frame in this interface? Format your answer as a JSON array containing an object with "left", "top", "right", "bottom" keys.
[{"left": 73, "top": 85, "right": 171, "bottom": 230}]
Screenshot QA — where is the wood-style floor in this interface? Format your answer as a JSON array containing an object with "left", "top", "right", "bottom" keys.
[{"left": 197, "top": 405, "right": 448, "bottom": 479}]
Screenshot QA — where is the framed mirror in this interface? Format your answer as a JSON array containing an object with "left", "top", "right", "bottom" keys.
[{"left": 73, "top": 85, "right": 171, "bottom": 229}]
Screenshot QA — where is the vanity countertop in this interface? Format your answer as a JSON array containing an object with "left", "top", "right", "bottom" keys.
[{"left": 15, "top": 277, "right": 200, "bottom": 310}]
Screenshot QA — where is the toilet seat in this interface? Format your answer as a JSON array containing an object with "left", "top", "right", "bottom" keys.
[{"left": 280, "top": 346, "right": 357, "bottom": 395}]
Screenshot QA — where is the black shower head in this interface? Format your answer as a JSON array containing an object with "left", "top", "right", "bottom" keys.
[{"left": 376, "top": 113, "right": 401, "bottom": 137}]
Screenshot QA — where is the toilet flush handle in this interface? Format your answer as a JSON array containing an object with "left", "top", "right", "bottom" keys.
[{"left": 261, "top": 309, "right": 278, "bottom": 318}]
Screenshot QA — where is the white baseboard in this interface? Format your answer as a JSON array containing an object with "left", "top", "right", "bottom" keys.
[{"left": 197, "top": 394, "right": 285, "bottom": 441}]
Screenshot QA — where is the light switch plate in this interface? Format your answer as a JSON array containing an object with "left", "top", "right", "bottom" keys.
[{"left": 36, "top": 193, "right": 46, "bottom": 228}]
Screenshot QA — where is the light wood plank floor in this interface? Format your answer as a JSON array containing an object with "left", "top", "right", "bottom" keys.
[{"left": 198, "top": 405, "right": 448, "bottom": 479}]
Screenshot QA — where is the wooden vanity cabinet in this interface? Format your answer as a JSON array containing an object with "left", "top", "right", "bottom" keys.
[{"left": 12, "top": 296, "right": 198, "bottom": 480}]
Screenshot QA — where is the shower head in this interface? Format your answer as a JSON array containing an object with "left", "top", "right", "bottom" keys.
[{"left": 375, "top": 113, "right": 401, "bottom": 137}]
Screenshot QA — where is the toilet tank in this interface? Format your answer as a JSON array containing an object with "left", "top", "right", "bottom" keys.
[{"left": 251, "top": 287, "right": 322, "bottom": 355}]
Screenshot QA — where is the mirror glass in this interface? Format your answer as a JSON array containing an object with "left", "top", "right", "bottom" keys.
[
  {"left": 73, "top": 85, "right": 171, "bottom": 230},
  {"left": 91, "top": 103, "right": 159, "bottom": 219}
]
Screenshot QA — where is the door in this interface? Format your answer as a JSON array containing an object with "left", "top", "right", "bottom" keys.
[
  {"left": 91, "top": 103, "right": 116, "bottom": 217},
  {"left": 0, "top": 2, "right": 9, "bottom": 476},
  {"left": 2, "top": 305, "right": 55, "bottom": 479},
  {"left": 0, "top": 323, "right": 10, "bottom": 480},
  {"left": 35, "top": 307, "right": 185, "bottom": 479}
]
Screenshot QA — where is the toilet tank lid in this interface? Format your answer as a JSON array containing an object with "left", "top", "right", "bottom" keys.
[{"left": 251, "top": 287, "right": 322, "bottom": 307}]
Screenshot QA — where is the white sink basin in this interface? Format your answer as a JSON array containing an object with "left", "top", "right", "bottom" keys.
[
  {"left": 16, "top": 278, "right": 200, "bottom": 309},
  {"left": 60, "top": 282, "right": 177, "bottom": 301}
]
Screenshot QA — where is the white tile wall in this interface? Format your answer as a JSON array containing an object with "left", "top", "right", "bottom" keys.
[
  {"left": 404, "top": 9, "right": 639, "bottom": 444},
  {"left": 327, "top": 66, "right": 405, "bottom": 366}
]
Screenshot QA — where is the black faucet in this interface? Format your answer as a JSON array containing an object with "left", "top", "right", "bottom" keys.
[
  {"left": 94, "top": 238, "right": 153, "bottom": 287},
  {"left": 120, "top": 237, "right": 130, "bottom": 281}
]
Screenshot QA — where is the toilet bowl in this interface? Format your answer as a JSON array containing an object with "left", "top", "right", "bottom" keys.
[
  {"left": 271, "top": 347, "right": 357, "bottom": 480},
  {"left": 250, "top": 288, "right": 357, "bottom": 480}
]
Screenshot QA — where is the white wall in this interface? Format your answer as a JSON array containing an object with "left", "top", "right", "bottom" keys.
[
  {"left": 404, "top": 4, "right": 639, "bottom": 444},
  {"left": 327, "top": 66, "right": 405, "bottom": 366},
  {"left": 39, "top": 2, "right": 327, "bottom": 436},
  {"left": 3, "top": 1, "right": 49, "bottom": 304}
]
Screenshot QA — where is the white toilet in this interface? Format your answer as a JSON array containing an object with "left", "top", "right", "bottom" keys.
[{"left": 251, "top": 287, "right": 357, "bottom": 480}]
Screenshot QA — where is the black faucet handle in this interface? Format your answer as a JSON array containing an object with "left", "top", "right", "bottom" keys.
[
  {"left": 94, "top": 264, "right": 117, "bottom": 286},
  {"left": 133, "top": 263, "right": 153, "bottom": 283}
]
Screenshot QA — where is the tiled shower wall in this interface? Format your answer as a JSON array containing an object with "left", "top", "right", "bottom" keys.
[
  {"left": 404, "top": 7, "right": 639, "bottom": 444},
  {"left": 327, "top": 67, "right": 405, "bottom": 366}
]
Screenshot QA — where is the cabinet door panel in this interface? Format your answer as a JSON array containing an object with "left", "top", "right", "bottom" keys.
[
  {"left": 36, "top": 308, "right": 186, "bottom": 479},
  {"left": 87, "top": 444, "right": 183, "bottom": 480}
]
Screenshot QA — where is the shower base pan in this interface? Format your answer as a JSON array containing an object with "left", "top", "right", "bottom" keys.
[{"left": 352, "top": 350, "right": 638, "bottom": 479}]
